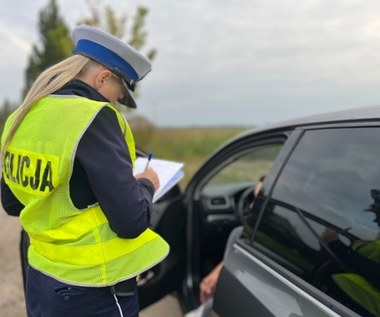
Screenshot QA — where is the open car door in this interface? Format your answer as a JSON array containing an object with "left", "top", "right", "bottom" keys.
[
  {"left": 180, "top": 130, "right": 288, "bottom": 313},
  {"left": 19, "top": 150, "right": 187, "bottom": 310}
]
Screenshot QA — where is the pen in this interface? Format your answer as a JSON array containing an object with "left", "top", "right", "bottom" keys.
[{"left": 144, "top": 152, "right": 153, "bottom": 171}]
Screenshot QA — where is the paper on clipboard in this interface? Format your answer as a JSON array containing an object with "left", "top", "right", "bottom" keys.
[{"left": 134, "top": 157, "right": 184, "bottom": 203}]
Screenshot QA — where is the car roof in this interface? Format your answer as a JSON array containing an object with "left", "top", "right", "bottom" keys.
[
  {"left": 248, "top": 104, "right": 380, "bottom": 136},
  {"left": 207, "top": 104, "right": 380, "bottom": 159}
]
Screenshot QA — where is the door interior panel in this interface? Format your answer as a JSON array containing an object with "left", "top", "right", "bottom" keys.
[{"left": 138, "top": 193, "right": 187, "bottom": 308}]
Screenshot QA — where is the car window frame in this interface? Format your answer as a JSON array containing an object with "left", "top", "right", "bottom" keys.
[
  {"left": 249, "top": 121, "right": 380, "bottom": 243},
  {"left": 183, "top": 130, "right": 290, "bottom": 302}
]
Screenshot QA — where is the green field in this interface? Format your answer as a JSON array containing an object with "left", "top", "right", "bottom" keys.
[{"left": 133, "top": 127, "right": 247, "bottom": 187}]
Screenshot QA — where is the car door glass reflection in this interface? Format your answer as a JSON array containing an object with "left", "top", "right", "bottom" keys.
[{"left": 254, "top": 127, "right": 380, "bottom": 317}]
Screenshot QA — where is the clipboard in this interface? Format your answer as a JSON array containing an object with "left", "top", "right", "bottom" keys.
[{"left": 134, "top": 157, "right": 184, "bottom": 203}]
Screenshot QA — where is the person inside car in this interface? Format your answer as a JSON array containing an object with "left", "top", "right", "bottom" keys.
[{"left": 186, "top": 176, "right": 265, "bottom": 317}]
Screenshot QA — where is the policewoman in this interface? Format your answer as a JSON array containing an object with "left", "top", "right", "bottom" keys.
[{"left": 1, "top": 25, "right": 169, "bottom": 317}]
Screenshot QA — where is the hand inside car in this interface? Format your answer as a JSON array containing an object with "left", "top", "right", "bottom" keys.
[
  {"left": 199, "top": 262, "right": 224, "bottom": 304},
  {"left": 321, "top": 228, "right": 339, "bottom": 244}
]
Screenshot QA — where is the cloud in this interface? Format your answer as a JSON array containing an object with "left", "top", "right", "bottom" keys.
[
  {"left": 2, "top": 0, "right": 380, "bottom": 127},
  {"left": 0, "top": 28, "right": 31, "bottom": 53},
  {"left": 136, "top": 0, "right": 380, "bottom": 127}
]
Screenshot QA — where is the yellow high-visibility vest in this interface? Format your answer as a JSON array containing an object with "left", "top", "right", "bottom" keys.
[{"left": 1, "top": 95, "right": 169, "bottom": 286}]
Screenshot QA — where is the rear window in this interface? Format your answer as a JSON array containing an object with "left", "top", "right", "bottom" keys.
[
  {"left": 273, "top": 127, "right": 380, "bottom": 240},
  {"left": 254, "top": 126, "right": 380, "bottom": 316}
]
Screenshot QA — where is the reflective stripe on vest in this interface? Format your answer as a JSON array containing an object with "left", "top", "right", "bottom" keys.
[
  {"left": 333, "top": 240, "right": 380, "bottom": 316},
  {"left": 1, "top": 95, "right": 169, "bottom": 286},
  {"left": 333, "top": 273, "right": 380, "bottom": 317}
]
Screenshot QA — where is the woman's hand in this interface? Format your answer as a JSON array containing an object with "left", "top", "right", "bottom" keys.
[{"left": 135, "top": 167, "right": 160, "bottom": 191}]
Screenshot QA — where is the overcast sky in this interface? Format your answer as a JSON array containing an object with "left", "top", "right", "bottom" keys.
[{"left": 1, "top": 0, "right": 380, "bottom": 127}]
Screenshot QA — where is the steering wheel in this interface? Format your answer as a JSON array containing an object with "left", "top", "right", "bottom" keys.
[{"left": 236, "top": 187, "right": 255, "bottom": 224}]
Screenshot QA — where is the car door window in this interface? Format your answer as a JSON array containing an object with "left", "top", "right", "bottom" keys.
[
  {"left": 253, "top": 127, "right": 380, "bottom": 317},
  {"left": 202, "top": 144, "right": 282, "bottom": 195},
  {"left": 198, "top": 143, "right": 283, "bottom": 274}
]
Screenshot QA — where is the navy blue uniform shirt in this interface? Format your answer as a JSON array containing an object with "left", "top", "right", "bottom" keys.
[{"left": 1, "top": 80, "right": 154, "bottom": 238}]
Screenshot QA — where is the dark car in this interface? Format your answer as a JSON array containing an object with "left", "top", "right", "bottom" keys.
[{"left": 20, "top": 105, "right": 380, "bottom": 316}]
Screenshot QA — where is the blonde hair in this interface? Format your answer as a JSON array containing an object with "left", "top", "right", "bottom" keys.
[{"left": 2, "top": 54, "right": 92, "bottom": 154}]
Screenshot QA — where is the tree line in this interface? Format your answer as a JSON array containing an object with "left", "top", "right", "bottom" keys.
[{"left": 1, "top": 0, "right": 156, "bottom": 133}]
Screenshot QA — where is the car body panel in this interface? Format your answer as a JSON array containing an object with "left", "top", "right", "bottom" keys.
[{"left": 215, "top": 243, "right": 359, "bottom": 317}]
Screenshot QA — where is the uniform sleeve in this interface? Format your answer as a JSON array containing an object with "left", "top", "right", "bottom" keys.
[
  {"left": 76, "top": 107, "right": 155, "bottom": 238},
  {"left": 1, "top": 177, "right": 24, "bottom": 216}
]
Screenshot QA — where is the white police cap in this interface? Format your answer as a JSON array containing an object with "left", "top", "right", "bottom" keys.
[{"left": 72, "top": 24, "right": 152, "bottom": 108}]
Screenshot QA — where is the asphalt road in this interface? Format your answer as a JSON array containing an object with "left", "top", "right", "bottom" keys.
[{"left": 140, "top": 295, "right": 184, "bottom": 317}]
